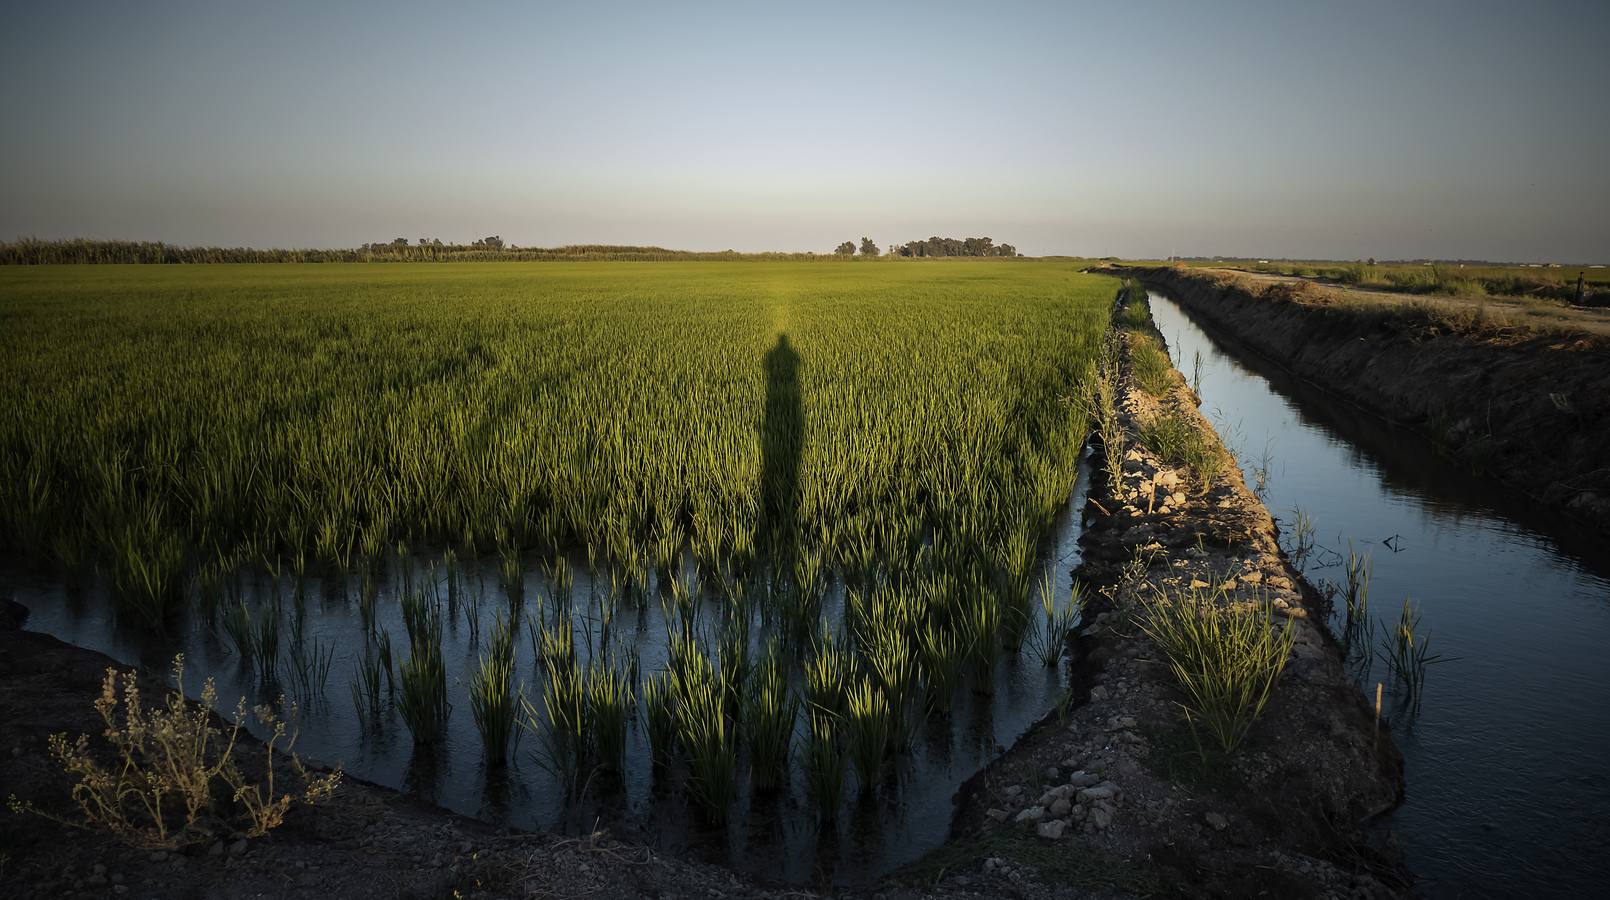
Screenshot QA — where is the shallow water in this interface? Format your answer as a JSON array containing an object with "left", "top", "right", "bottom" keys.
[
  {"left": 1146, "top": 289, "right": 1610, "bottom": 898},
  {"left": 6, "top": 452, "right": 1093, "bottom": 887}
]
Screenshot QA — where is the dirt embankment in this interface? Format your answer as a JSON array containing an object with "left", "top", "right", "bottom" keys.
[{"left": 1116, "top": 265, "right": 1610, "bottom": 533}]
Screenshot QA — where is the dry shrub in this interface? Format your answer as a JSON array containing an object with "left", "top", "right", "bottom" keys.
[{"left": 7, "top": 655, "right": 340, "bottom": 848}]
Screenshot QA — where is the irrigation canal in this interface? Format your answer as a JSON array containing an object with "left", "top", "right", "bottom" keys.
[{"left": 1145, "top": 288, "right": 1610, "bottom": 898}]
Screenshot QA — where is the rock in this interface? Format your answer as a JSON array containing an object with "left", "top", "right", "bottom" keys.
[
  {"left": 1189, "top": 578, "right": 1211, "bottom": 589},
  {"left": 87, "top": 873, "right": 107, "bottom": 887},
  {"left": 1071, "top": 803, "right": 1088, "bottom": 821},
  {"left": 114, "top": 886, "right": 128, "bottom": 896},
  {"left": 1035, "top": 819, "right": 1068, "bottom": 840},
  {"left": 149, "top": 851, "right": 167, "bottom": 863},
  {"left": 229, "top": 838, "right": 249, "bottom": 857},
  {"left": 1050, "top": 797, "right": 1072, "bottom": 817},
  {"left": 1078, "top": 784, "right": 1118, "bottom": 803},
  {"left": 93, "top": 864, "right": 107, "bottom": 876},
  {"left": 1043, "top": 765, "right": 1060, "bottom": 781},
  {"left": 1116, "top": 715, "right": 1137, "bottom": 729},
  {"left": 1003, "top": 784, "right": 1024, "bottom": 800},
  {"left": 1067, "top": 771, "right": 1099, "bottom": 788},
  {"left": 1014, "top": 806, "right": 1047, "bottom": 824},
  {"left": 1205, "top": 812, "right": 1229, "bottom": 831},
  {"left": 1037, "top": 784, "right": 1073, "bottom": 806},
  {"left": 207, "top": 841, "right": 225, "bottom": 857},
  {"left": 111, "top": 872, "right": 124, "bottom": 884},
  {"left": 1090, "top": 806, "right": 1114, "bottom": 830},
  {"left": 986, "top": 808, "right": 1009, "bottom": 823}
]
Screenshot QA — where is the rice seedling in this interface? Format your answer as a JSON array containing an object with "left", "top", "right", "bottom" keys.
[
  {"left": 1028, "top": 573, "right": 1084, "bottom": 667},
  {"left": 284, "top": 635, "right": 333, "bottom": 701},
  {"left": 668, "top": 632, "right": 736, "bottom": 822},
  {"left": 397, "top": 591, "right": 448, "bottom": 744},
  {"left": 918, "top": 623, "right": 966, "bottom": 714},
  {"left": 639, "top": 671, "right": 679, "bottom": 768},
  {"left": 350, "top": 639, "right": 385, "bottom": 729},
  {"left": 1382, "top": 599, "right": 1444, "bottom": 714},
  {"left": 587, "top": 656, "right": 634, "bottom": 775},
  {"left": 805, "top": 627, "right": 848, "bottom": 716},
  {"left": 742, "top": 640, "right": 798, "bottom": 793},
  {"left": 1137, "top": 582, "right": 1295, "bottom": 755},
  {"left": 521, "top": 657, "right": 588, "bottom": 786},
  {"left": 844, "top": 676, "right": 891, "bottom": 796},
  {"left": 469, "top": 612, "right": 518, "bottom": 763}
]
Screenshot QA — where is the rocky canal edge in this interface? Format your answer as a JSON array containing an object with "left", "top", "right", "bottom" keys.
[
  {"left": 1106, "top": 264, "right": 1610, "bottom": 535},
  {"left": 1, "top": 281, "right": 1410, "bottom": 899}
]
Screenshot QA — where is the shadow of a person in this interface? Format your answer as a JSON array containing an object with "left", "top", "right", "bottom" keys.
[{"left": 759, "top": 334, "right": 803, "bottom": 566}]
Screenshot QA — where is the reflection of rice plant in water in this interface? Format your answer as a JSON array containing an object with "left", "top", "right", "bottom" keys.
[
  {"left": 469, "top": 612, "right": 518, "bottom": 763},
  {"left": 806, "top": 709, "right": 844, "bottom": 818},
  {"left": 1137, "top": 582, "right": 1295, "bottom": 755}
]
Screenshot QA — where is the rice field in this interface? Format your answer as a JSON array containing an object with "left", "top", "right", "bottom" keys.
[{"left": 1, "top": 260, "right": 1113, "bottom": 879}]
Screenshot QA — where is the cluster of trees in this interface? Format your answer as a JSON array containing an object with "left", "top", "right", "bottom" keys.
[
  {"left": 0, "top": 238, "right": 880, "bottom": 265},
  {"left": 895, "top": 236, "right": 1019, "bottom": 258},
  {"left": 833, "top": 237, "right": 882, "bottom": 256}
]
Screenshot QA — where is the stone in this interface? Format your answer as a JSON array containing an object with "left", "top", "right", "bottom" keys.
[
  {"left": 1049, "top": 797, "right": 1072, "bottom": 817},
  {"left": 114, "top": 886, "right": 128, "bottom": 896},
  {"left": 1014, "top": 806, "right": 1047, "bottom": 824},
  {"left": 1035, "top": 819, "right": 1068, "bottom": 840},
  {"left": 1067, "top": 771, "right": 1099, "bottom": 788},
  {"left": 1205, "top": 812, "right": 1229, "bottom": 831},
  {"left": 1043, "top": 765, "right": 1060, "bottom": 781},
  {"left": 1003, "top": 784, "right": 1024, "bottom": 800},
  {"left": 207, "top": 841, "right": 224, "bottom": 857},
  {"left": 149, "top": 852, "right": 167, "bottom": 863},
  {"left": 1078, "top": 784, "right": 1119, "bottom": 803},
  {"left": 1089, "top": 685, "right": 1109, "bottom": 701},
  {"left": 1090, "top": 806, "right": 1114, "bottom": 830},
  {"left": 986, "top": 808, "right": 1009, "bottom": 823},
  {"left": 229, "top": 838, "right": 249, "bottom": 857},
  {"left": 1038, "top": 784, "right": 1073, "bottom": 806}
]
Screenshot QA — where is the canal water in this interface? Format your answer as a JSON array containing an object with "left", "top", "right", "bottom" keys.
[{"left": 1145, "top": 288, "right": 1610, "bottom": 898}]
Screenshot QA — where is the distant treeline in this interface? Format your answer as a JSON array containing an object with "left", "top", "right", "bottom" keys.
[
  {"left": 0, "top": 238, "right": 873, "bottom": 265},
  {"left": 893, "top": 236, "right": 1019, "bottom": 258}
]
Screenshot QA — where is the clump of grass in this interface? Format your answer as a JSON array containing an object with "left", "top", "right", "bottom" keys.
[
  {"left": 349, "top": 638, "right": 386, "bottom": 730},
  {"left": 284, "top": 635, "right": 333, "bottom": 701},
  {"left": 844, "top": 676, "right": 891, "bottom": 796},
  {"left": 469, "top": 612, "right": 518, "bottom": 764},
  {"left": 1136, "top": 583, "right": 1295, "bottom": 755},
  {"left": 742, "top": 640, "right": 798, "bottom": 794},
  {"left": 1128, "top": 332, "right": 1175, "bottom": 396},
  {"left": 1137, "top": 408, "right": 1225, "bottom": 489}
]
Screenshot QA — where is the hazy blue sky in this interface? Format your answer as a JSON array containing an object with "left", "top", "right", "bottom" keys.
[{"left": 3, "top": 0, "right": 1606, "bottom": 260}]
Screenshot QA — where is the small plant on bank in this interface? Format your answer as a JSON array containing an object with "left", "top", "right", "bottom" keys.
[
  {"left": 8, "top": 655, "right": 339, "bottom": 848},
  {"left": 1137, "top": 583, "right": 1295, "bottom": 755},
  {"left": 1137, "top": 407, "right": 1226, "bottom": 490}
]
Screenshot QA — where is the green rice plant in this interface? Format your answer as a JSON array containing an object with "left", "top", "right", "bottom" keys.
[
  {"left": 742, "top": 640, "right": 798, "bottom": 793},
  {"left": 668, "top": 632, "right": 736, "bottom": 822},
  {"left": 221, "top": 599, "right": 256, "bottom": 665},
  {"left": 717, "top": 615, "right": 749, "bottom": 716},
  {"left": 469, "top": 612, "right": 518, "bottom": 763},
  {"left": 805, "top": 709, "right": 844, "bottom": 818},
  {"left": 1027, "top": 573, "right": 1083, "bottom": 667},
  {"left": 397, "top": 591, "right": 448, "bottom": 745},
  {"left": 844, "top": 676, "right": 891, "bottom": 796},
  {"left": 639, "top": 671, "right": 679, "bottom": 768},
  {"left": 349, "top": 639, "right": 385, "bottom": 730},
  {"left": 1137, "top": 583, "right": 1295, "bottom": 755},
  {"left": 521, "top": 657, "right": 588, "bottom": 786},
  {"left": 1338, "top": 546, "right": 1375, "bottom": 656},
  {"left": 805, "top": 627, "right": 848, "bottom": 717},
  {"left": 284, "top": 635, "right": 333, "bottom": 701},
  {"left": 1382, "top": 599, "right": 1444, "bottom": 714},
  {"left": 587, "top": 656, "right": 634, "bottom": 775},
  {"left": 959, "top": 588, "right": 1001, "bottom": 687}
]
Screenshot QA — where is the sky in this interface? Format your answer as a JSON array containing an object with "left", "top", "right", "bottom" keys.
[{"left": 2, "top": 0, "right": 1607, "bottom": 261}]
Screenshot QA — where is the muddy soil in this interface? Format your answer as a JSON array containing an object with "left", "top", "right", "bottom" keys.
[
  {"left": 1112, "top": 265, "right": 1610, "bottom": 533},
  {"left": 1, "top": 293, "right": 1408, "bottom": 899}
]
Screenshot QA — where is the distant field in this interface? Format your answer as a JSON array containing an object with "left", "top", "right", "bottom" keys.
[
  {"left": 1137, "top": 258, "right": 1609, "bottom": 303},
  {"left": 0, "top": 261, "right": 1111, "bottom": 620}
]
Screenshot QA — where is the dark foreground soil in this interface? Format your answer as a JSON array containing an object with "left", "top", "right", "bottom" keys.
[
  {"left": 1, "top": 292, "right": 1410, "bottom": 899},
  {"left": 1111, "top": 264, "right": 1610, "bottom": 533}
]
